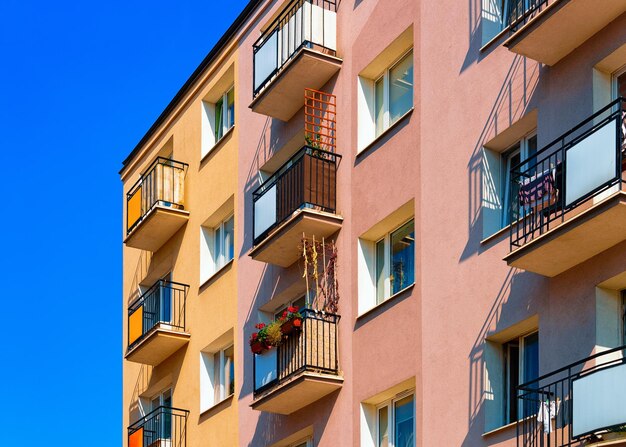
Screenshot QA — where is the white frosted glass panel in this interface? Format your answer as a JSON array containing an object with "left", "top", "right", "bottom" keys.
[
  {"left": 254, "top": 184, "right": 277, "bottom": 239},
  {"left": 254, "top": 31, "right": 278, "bottom": 91},
  {"left": 309, "top": 4, "right": 337, "bottom": 50},
  {"left": 255, "top": 349, "right": 278, "bottom": 390},
  {"left": 572, "top": 362, "right": 626, "bottom": 437},
  {"left": 565, "top": 119, "right": 617, "bottom": 206}
]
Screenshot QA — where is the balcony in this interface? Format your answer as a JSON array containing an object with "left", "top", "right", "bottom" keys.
[
  {"left": 125, "top": 157, "right": 189, "bottom": 252},
  {"left": 128, "top": 406, "right": 189, "bottom": 447},
  {"left": 252, "top": 309, "right": 342, "bottom": 414},
  {"left": 505, "top": 98, "right": 626, "bottom": 277},
  {"left": 126, "top": 280, "right": 189, "bottom": 366},
  {"left": 250, "top": 147, "right": 342, "bottom": 267},
  {"left": 517, "top": 346, "right": 626, "bottom": 447},
  {"left": 503, "top": 0, "right": 626, "bottom": 66},
  {"left": 250, "top": 0, "right": 341, "bottom": 121}
]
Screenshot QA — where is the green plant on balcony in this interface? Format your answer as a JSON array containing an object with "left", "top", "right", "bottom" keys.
[{"left": 249, "top": 320, "right": 285, "bottom": 354}]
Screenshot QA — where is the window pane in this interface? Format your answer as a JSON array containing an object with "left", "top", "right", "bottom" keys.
[
  {"left": 224, "top": 345, "right": 235, "bottom": 397},
  {"left": 224, "top": 216, "right": 234, "bottom": 263},
  {"left": 227, "top": 88, "right": 235, "bottom": 130},
  {"left": 376, "top": 239, "right": 386, "bottom": 304},
  {"left": 391, "top": 220, "right": 415, "bottom": 295},
  {"left": 504, "top": 147, "right": 522, "bottom": 225},
  {"left": 389, "top": 52, "right": 413, "bottom": 125},
  {"left": 505, "top": 341, "right": 520, "bottom": 423},
  {"left": 215, "top": 226, "right": 223, "bottom": 268},
  {"left": 523, "top": 333, "right": 539, "bottom": 383},
  {"left": 375, "top": 77, "right": 384, "bottom": 137},
  {"left": 378, "top": 406, "right": 389, "bottom": 447},
  {"left": 215, "top": 97, "right": 224, "bottom": 141},
  {"left": 394, "top": 395, "right": 415, "bottom": 447}
]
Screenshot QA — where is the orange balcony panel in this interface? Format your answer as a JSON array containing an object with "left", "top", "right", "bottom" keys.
[
  {"left": 124, "top": 206, "right": 189, "bottom": 252},
  {"left": 250, "top": 49, "right": 342, "bottom": 122},
  {"left": 129, "top": 428, "right": 143, "bottom": 447},
  {"left": 504, "top": 0, "right": 626, "bottom": 66},
  {"left": 250, "top": 209, "right": 343, "bottom": 267},
  {"left": 125, "top": 326, "right": 190, "bottom": 366},
  {"left": 505, "top": 192, "right": 626, "bottom": 277},
  {"left": 251, "top": 372, "right": 343, "bottom": 415}
]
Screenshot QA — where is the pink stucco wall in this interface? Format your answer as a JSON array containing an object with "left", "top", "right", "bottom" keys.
[{"left": 235, "top": 1, "right": 626, "bottom": 446}]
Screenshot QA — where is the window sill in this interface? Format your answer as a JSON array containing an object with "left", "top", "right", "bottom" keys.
[
  {"left": 482, "top": 416, "right": 532, "bottom": 437},
  {"left": 199, "top": 258, "right": 234, "bottom": 289},
  {"left": 201, "top": 125, "right": 235, "bottom": 164},
  {"left": 199, "top": 394, "right": 234, "bottom": 418},
  {"left": 357, "top": 283, "right": 415, "bottom": 321},
  {"left": 357, "top": 108, "right": 414, "bottom": 158}
]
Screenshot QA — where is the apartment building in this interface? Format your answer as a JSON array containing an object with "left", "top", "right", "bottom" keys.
[{"left": 121, "top": 0, "right": 626, "bottom": 446}]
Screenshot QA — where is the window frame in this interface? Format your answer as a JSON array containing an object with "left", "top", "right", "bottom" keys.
[
  {"left": 373, "top": 49, "right": 414, "bottom": 138},
  {"left": 503, "top": 330, "right": 539, "bottom": 424},
  {"left": 213, "top": 344, "right": 235, "bottom": 403},
  {"left": 374, "top": 218, "right": 416, "bottom": 304},
  {"left": 200, "top": 341, "right": 235, "bottom": 413},
  {"left": 214, "top": 213, "right": 235, "bottom": 271},
  {"left": 200, "top": 213, "right": 235, "bottom": 284},
  {"left": 501, "top": 131, "right": 538, "bottom": 228},
  {"left": 374, "top": 390, "right": 416, "bottom": 447},
  {"left": 214, "top": 86, "right": 235, "bottom": 143}
]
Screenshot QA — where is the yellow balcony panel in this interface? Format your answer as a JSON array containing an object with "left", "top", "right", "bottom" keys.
[
  {"left": 124, "top": 205, "right": 189, "bottom": 252},
  {"left": 504, "top": 0, "right": 626, "bottom": 66},
  {"left": 250, "top": 209, "right": 342, "bottom": 267},
  {"left": 250, "top": 49, "right": 341, "bottom": 121},
  {"left": 251, "top": 372, "right": 343, "bottom": 415},
  {"left": 125, "top": 325, "right": 190, "bottom": 366},
  {"left": 505, "top": 192, "right": 626, "bottom": 277}
]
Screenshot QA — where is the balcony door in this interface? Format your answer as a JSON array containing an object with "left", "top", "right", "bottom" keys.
[
  {"left": 160, "top": 273, "right": 173, "bottom": 327},
  {"left": 150, "top": 389, "right": 172, "bottom": 444}
]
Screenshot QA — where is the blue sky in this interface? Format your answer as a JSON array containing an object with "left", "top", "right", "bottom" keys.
[{"left": 0, "top": 1, "right": 248, "bottom": 445}]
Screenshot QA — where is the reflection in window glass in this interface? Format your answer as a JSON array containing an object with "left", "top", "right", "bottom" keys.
[
  {"left": 378, "top": 405, "right": 389, "bottom": 447},
  {"left": 394, "top": 395, "right": 415, "bottom": 447},
  {"left": 227, "top": 88, "right": 235, "bottom": 129},
  {"left": 215, "top": 96, "right": 224, "bottom": 141},
  {"left": 376, "top": 239, "right": 386, "bottom": 304},
  {"left": 224, "top": 215, "right": 235, "bottom": 262},
  {"left": 390, "top": 220, "right": 415, "bottom": 295},
  {"left": 389, "top": 52, "right": 414, "bottom": 125},
  {"left": 375, "top": 77, "right": 385, "bottom": 137}
]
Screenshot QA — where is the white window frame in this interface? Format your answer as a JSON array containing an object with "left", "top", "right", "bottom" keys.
[
  {"left": 374, "top": 219, "right": 415, "bottom": 304},
  {"left": 288, "top": 438, "right": 313, "bottom": 447},
  {"left": 375, "top": 390, "right": 416, "bottom": 447},
  {"left": 612, "top": 64, "right": 626, "bottom": 98},
  {"left": 200, "top": 344, "right": 234, "bottom": 413},
  {"left": 200, "top": 214, "right": 234, "bottom": 284},
  {"left": 201, "top": 85, "right": 235, "bottom": 158},
  {"left": 501, "top": 131, "right": 537, "bottom": 228},
  {"left": 374, "top": 49, "right": 414, "bottom": 137},
  {"left": 503, "top": 331, "right": 539, "bottom": 424}
]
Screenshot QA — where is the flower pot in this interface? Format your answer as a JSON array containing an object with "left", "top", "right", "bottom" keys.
[
  {"left": 281, "top": 318, "right": 302, "bottom": 335},
  {"left": 251, "top": 340, "right": 266, "bottom": 354}
]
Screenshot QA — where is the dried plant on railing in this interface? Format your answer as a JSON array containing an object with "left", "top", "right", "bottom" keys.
[{"left": 301, "top": 234, "right": 339, "bottom": 314}]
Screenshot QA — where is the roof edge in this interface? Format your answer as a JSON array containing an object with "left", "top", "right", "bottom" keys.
[{"left": 120, "top": 0, "right": 264, "bottom": 173}]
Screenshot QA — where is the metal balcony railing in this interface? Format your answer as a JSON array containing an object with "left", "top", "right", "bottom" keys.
[
  {"left": 126, "top": 157, "right": 188, "bottom": 235},
  {"left": 509, "top": 98, "right": 626, "bottom": 250},
  {"left": 506, "top": 0, "right": 554, "bottom": 31},
  {"left": 517, "top": 345, "right": 626, "bottom": 447},
  {"left": 128, "top": 406, "right": 189, "bottom": 447},
  {"left": 253, "top": 0, "right": 338, "bottom": 96},
  {"left": 127, "top": 280, "right": 189, "bottom": 350},
  {"left": 252, "top": 146, "right": 340, "bottom": 245},
  {"left": 253, "top": 309, "right": 340, "bottom": 394}
]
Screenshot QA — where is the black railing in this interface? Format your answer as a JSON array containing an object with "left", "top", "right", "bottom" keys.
[
  {"left": 509, "top": 98, "right": 626, "bottom": 250},
  {"left": 126, "top": 157, "right": 188, "bottom": 235},
  {"left": 253, "top": 309, "right": 340, "bottom": 395},
  {"left": 253, "top": 0, "right": 338, "bottom": 96},
  {"left": 506, "top": 0, "right": 553, "bottom": 31},
  {"left": 517, "top": 345, "right": 626, "bottom": 447},
  {"left": 127, "top": 280, "right": 189, "bottom": 350},
  {"left": 252, "top": 146, "right": 340, "bottom": 245},
  {"left": 128, "top": 406, "right": 189, "bottom": 447}
]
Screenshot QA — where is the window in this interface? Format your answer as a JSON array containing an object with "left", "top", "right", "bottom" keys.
[
  {"left": 375, "top": 220, "right": 415, "bottom": 304},
  {"left": 374, "top": 50, "right": 413, "bottom": 137},
  {"left": 501, "top": 134, "right": 537, "bottom": 227},
  {"left": 200, "top": 343, "right": 234, "bottom": 412},
  {"left": 376, "top": 392, "right": 415, "bottom": 447},
  {"left": 215, "top": 87, "right": 235, "bottom": 142},
  {"left": 150, "top": 389, "right": 172, "bottom": 440},
  {"left": 201, "top": 84, "right": 235, "bottom": 158},
  {"left": 200, "top": 214, "right": 234, "bottom": 283},
  {"left": 503, "top": 332, "right": 539, "bottom": 424},
  {"left": 274, "top": 296, "right": 306, "bottom": 320}
]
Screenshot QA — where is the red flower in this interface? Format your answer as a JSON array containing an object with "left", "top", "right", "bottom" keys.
[
  {"left": 255, "top": 323, "right": 266, "bottom": 330},
  {"left": 287, "top": 306, "right": 297, "bottom": 313},
  {"left": 282, "top": 311, "right": 288, "bottom": 318}
]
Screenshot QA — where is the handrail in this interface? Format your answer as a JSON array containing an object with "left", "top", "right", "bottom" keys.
[
  {"left": 128, "top": 406, "right": 189, "bottom": 447},
  {"left": 507, "top": 0, "right": 553, "bottom": 32},
  {"left": 128, "top": 406, "right": 190, "bottom": 429}
]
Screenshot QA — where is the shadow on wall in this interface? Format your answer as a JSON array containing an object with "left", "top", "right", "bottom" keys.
[
  {"left": 460, "top": 55, "right": 540, "bottom": 262},
  {"left": 461, "top": 267, "right": 544, "bottom": 446},
  {"left": 460, "top": 0, "right": 510, "bottom": 72},
  {"left": 129, "top": 364, "right": 153, "bottom": 421}
]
